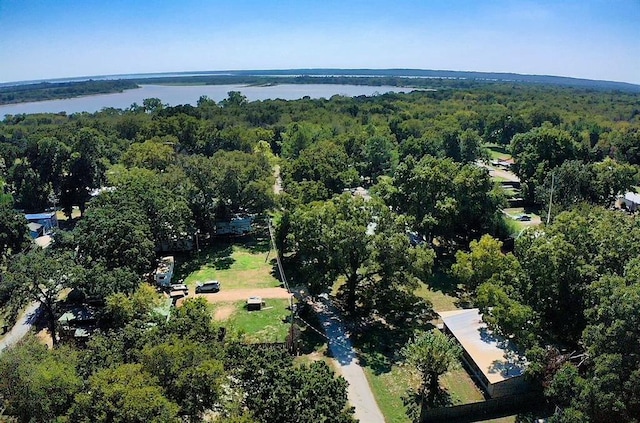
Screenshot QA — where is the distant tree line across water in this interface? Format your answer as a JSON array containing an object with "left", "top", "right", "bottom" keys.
[
  {"left": 0, "top": 80, "right": 139, "bottom": 105},
  {"left": 2, "top": 68, "right": 639, "bottom": 106}
]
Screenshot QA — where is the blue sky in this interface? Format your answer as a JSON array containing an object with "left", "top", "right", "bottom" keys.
[{"left": 0, "top": 0, "right": 638, "bottom": 84}]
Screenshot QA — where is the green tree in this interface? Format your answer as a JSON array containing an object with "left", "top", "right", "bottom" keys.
[
  {"left": 141, "top": 339, "right": 226, "bottom": 418},
  {"left": 452, "top": 234, "right": 521, "bottom": 291},
  {"left": 282, "top": 140, "right": 358, "bottom": 195},
  {"left": 0, "top": 337, "right": 82, "bottom": 423},
  {"left": 286, "top": 194, "right": 434, "bottom": 312},
  {"left": 387, "top": 155, "right": 502, "bottom": 245},
  {"left": 361, "top": 135, "right": 398, "bottom": 180},
  {"left": 121, "top": 137, "right": 176, "bottom": 171},
  {"left": 75, "top": 196, "right": 155, "bottom": 276},
  {"left": 510, "top": 125, "right": 578, "bottom": 202},
  {"left": 402, "top": 330, "right": 461, "bottom": 410},
  {"left": 7, "top": 249, "right": 78, "bottom": 345},
  {"left": 69, "top": 363, "right": 180, "bottom": 423},
  {"left": 0, "top": 202, "right": 29, "bottom": 259},
  {"left": 230, "top": 344, "right": 355, "bottom": 423}
]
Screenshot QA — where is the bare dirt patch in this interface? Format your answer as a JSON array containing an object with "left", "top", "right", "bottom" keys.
[
  {"left": 35, "top": 328, "right": 53, "bottom": 349},
  {"left": 213, "top": 304, "right": 236, "bottom": 321},
  {"left": 178, "top": 287, "right": 292, "bottom": 306}
]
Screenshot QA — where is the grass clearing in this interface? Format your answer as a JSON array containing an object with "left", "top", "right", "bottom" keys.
[
  {"left": 485, "top": 144, "right": 512, "bottom": 161},
  {"left": 181, "top": 243, "right": 281, "bottom": 290},
  {"left": 415, "top": 271, "right": 460, "bottom": 312},
  {"left": 214, "top": 298, "right": 291, "bottom": 343},
  {"left": 364, "top": 364, "right": 418, "bottom": 423},
  {"left": 441, "top": 368, "right": 485, "bottom": 404}
]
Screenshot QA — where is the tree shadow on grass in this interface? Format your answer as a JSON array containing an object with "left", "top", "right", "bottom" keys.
[
  {"left": 402, "top": 387, "right": 454, "bottom": 423},
  {"left": 427, "top": 269, "right": 461, "bottom": 298},
  {"left": 173, "top": 243, "right": 235, "bottom": 282},
  {"left": 349, "top": 287, "right": 437, "bottom": 376},
  {"left": 239, "top": 231, "right": 272, "bottom": 254},
  {"left": 293, "top": 302, "right": 326, "bottom": 355}
]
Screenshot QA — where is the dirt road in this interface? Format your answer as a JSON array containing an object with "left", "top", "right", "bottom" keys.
[{"left": 179, "top": 287, "right": 292, "bottom": 305}]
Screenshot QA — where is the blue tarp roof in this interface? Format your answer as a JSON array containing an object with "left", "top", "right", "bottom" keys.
[{"left": 25, "top": 212, "right": 55, "bottom": 220}]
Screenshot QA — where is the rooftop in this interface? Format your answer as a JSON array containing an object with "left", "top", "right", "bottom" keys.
[
  {"left": 624, "top": 192, "right": 640, "bottom": 203},
  {"left": 439, "top": 308, "right": 527, "bottom": 385},
  {"left": 25, "top": 212, "right": 56, "bottom": 220}
]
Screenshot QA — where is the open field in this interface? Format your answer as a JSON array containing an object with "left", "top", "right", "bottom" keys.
[
  {"left": 176, "top": 236, "right": 292, "bottom": 344},
  {"left": 179, "top": 241, "right": 281, "bottom": 290},
  {"left": 485, "top": 144, "right": 512, "bottom": 161},
  {"left": 211, "top": 298, "right": 291, "bottom": 343},
  {"left": 503, "top": 207, "right": 543, "bottom": 233}
]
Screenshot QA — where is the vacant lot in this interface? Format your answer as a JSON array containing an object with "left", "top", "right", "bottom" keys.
[
  {"left": 182, "top": 244, "right": 281, "bottom": 290},
  {"left": 485, "top": 144, "right": 512, "bottom": 161},
  {"left": 177, "top": 236, "right": 292, "bottom": 343},
  {"left": 211, "top": 298, "right": 291, "bottom": 343}
]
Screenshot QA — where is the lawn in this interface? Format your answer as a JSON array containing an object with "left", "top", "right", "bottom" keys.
[
  {"left": 485, "top": 144, "right": 512, "bottom": 161},
  {"left": 364, "top": 362, "right": 488, "bottom": 423},
  {"left": 212, "top": 298, "right": 291, "bottom": 343},
  {"left": 357, "top": 270, "right": 497, "bottom": 423},
  {"left": 414, "top": 271, "right": 459, "bottom": 312},
  {"left": 180, "top": 242, "right": 281, "bottom": 290},
  {"left": 441, "top": 368, "right": 485, "bottom": 404},
  {"left": 364, "top": 363, "right": 418, "bottom": 423}
]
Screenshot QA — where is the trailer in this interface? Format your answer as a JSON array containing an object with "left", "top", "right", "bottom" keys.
[
  {"left": 214, "top": 215, "right": 254, "bottom": 236},
  {"left": 155, "top": 256, "right": 175, "bottom": 287}
]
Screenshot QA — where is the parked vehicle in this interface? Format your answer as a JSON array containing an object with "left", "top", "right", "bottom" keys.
[{"left": 195, "top": 280, "right": 221, "bottom": 294}]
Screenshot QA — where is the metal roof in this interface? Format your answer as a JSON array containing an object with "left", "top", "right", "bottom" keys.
[
  {"left": 439, "top": 308, "right": 527, "bottom": 384},
  {"left": 25, "top": 212, "right": 56, "bottom": 220},
  {"left": 624, "top": 192, "right": 640, "bottom": 204}
]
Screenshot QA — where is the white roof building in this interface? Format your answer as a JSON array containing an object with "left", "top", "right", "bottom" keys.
[{"left": 439, "top": 308, "right": 529, "bottom": 398}]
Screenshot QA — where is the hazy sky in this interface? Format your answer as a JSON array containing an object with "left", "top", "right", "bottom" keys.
[{"left": 1, "top": 0, "right": 638, "bottom": 84}]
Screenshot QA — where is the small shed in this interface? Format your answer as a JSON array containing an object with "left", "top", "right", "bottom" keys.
[
  {"left": 439, "top": 309, "right": 529, "bottom": 398},
  {"left": 247, "top": 296, "right": 263, "bottom": 311}
]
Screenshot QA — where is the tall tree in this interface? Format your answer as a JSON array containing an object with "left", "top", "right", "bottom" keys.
[
  {"left": 286, "top": 194, "right": 434, "bottom": 312},
  {"left": 0, "top": 337, "right": 82, "bottom": 423},
  {"left": 7, "top": 249, "right": 78, "bottom": 345},
  {"left": 402, "top": 330, "right": 461, "bottom": 412},
  {"left": 387, "top": 155, "right": 502, "bottom": 245},
  {"left": 510, "top": 125, "right": 579, "bottom": 202},
  {"left": 75, "top": 195, "right": 155, "bottom": 276},
  {"left": 0, "top": 202, "right": 29, "bottom": 259}
]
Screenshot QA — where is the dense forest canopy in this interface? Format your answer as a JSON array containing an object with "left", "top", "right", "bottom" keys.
[{"left": 0, "top": 81, "right": 639, "bottom": 422}]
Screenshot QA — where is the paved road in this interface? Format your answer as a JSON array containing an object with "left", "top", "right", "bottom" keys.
[
  {"left": 314, "top": 298, "right": 385, "bottom": 423},
  {"left": 0, "top": 302, "right": 41, "bottom": 353}
]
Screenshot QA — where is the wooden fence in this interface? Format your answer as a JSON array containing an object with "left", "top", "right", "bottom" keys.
[{"left": 421, "top": 392, "right": 551, "bottom": 422}]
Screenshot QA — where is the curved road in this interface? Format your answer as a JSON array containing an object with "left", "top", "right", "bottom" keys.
[{"left": 313, "top": 298, "right": 385, "bottom": 423}]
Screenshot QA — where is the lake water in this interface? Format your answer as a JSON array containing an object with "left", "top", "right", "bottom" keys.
[{"left": 0, "top": 84, "right": 415, "bottom": 116}]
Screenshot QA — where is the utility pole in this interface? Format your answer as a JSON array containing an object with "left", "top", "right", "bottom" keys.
[{"left": 546, "top": 172, "right": 555, "bottom": 225}]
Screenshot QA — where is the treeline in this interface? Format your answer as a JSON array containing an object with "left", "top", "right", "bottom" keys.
[{"left": 0, "top": 79, "right": 139, "bottom": 105}]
